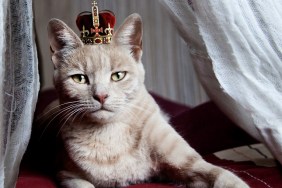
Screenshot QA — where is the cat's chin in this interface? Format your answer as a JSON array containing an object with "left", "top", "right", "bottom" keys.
[{"left": 87, "top": 109, "right": 116, "bottom": 123}]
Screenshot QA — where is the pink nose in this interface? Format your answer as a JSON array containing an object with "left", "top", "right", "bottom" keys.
[{"left": 94, "top": 94, "right": 108, "bottom": 104}]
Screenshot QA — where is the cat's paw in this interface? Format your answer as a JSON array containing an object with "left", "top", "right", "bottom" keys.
[
  {"left": 61, "top": 178, "right": 95, "bottom": 188},
  {"left": 214, "top": 170, "right": 249, "bottom": 188}
]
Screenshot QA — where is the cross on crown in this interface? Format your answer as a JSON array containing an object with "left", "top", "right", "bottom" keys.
[{"left": 76, "top": 0, "right": 116, "bottom": 45}]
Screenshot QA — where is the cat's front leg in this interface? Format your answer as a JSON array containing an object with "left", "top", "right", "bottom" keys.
[
  {"left": 58, "top": 171, "right": 95, "bottom": 188},
  {"left": 146, "top": 118, "right": 249, "bottom": 188}
]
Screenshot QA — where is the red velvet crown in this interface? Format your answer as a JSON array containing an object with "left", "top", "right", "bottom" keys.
[{"left": 76, "top": 1, "right": 116, "bottom": 45}]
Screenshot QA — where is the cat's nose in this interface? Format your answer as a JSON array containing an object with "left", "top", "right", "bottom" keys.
[{"left": 94, "top": 94, "right": 109, "bottom": 104}]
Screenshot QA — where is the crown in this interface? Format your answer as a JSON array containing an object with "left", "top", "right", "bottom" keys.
[{"left": 76, "top": 1, "right": 116, "bottom": 45}]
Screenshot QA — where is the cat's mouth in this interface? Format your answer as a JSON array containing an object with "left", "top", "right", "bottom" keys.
[
  {"left": 87, "top": 106, "right": 116, "bottom": 122},
  {"left": 90, "top": 106, "right": 113, "bottom": 113}
]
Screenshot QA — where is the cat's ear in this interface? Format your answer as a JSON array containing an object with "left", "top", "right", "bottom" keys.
[
  {"left": 47, "top": 18, "right": 83, "bottom": 55},
  {"left": 113, "top": 13, "right": 143, "bottom": 62}
]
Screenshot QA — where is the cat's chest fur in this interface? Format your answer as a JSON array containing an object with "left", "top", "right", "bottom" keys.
[{"left": 62, "top": 121, "right": 158, "bottom": 186}]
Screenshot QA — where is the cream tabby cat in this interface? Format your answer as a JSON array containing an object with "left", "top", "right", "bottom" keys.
[{"left": 47, "top": 14, "right": 249, "bottom": 188}]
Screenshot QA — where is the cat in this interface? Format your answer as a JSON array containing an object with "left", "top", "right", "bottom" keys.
[{"left": 46, "top": 13, "right": 249, "bottom": 188}]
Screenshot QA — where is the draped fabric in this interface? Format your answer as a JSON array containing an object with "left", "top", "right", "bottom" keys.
[
  {"left": 161, "top": 0, "right": 282, "bottom": 164},
  {"left": 34, "top": 0, "right": 208, "bottom": 106},
  {"left": 0, "top": 0, "right": 39, "bottom": 187}
]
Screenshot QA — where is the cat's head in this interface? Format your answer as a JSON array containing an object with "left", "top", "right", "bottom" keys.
[{"left": 47, "top": 14, "right": 145, "bottom": 123}]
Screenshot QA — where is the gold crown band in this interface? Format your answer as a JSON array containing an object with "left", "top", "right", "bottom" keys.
[{"left": 81, "top": 35, "right": 112, "bottom": 45}]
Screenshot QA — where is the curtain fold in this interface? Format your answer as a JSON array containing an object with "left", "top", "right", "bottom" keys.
[
  {"left": 161, "top": 0, "right": 282, "bottom": 164},
  {"left": 0, "top": 0, "right": 39, "bottom": 187}
]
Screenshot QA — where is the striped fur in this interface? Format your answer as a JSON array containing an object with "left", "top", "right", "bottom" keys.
[{"left": 47, "top": 14, "right": 249, "bottom": 188}]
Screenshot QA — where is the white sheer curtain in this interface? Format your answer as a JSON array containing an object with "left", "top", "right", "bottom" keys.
[
  {"left": 34, "top": 0, "right": 208, "bottom": 106},
  {"left": 161, "top": 0, "right": 282, "bottom": 164},
  {"left": 0, "top": 0, "right": 39, "bottom": 187}
]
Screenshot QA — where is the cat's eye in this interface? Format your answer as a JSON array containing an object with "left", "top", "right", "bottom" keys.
[
  {"left": 111, "top": 71, "right": 126, "bottom": 82},
  {"left": 71, "top": 74, "right": 89, "bottom": 84}
]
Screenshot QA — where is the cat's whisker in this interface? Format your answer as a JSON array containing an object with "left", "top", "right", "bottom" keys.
[
  {"left": 56, "top": 107, "right": 87, "bottom": 137},
  {"left": 39, "top": 103, "right": 85, "bottom": 139},
  {"left": 122, "top": 102, "right": 155, "bottom": 122},
  {"left": 36, "top": 100, "right": 83, "bottom": 123},
  {"left": 50, "top": 103, "right": 82, "bottom": 123},
  {"left": 58, "top": 103, "right": 89, "bottom": 124},
  {"left": 77, "top": 109, "right": 89, "bottom": 124},
  {"left": 40, "top": 104, "right": 75, "bottom": 138},
  {"left": 68, "top": 107, "right": 89, "bottom": 126},
  {"left": 124, "top": 102, "right": 147, "bottom": 113},
  {"left": 78, "top": 101, "right": 95, "bottom": 123},
  {"left": 121, "top": 106, "right": 141, "bottom": 121},
  {"left": 57, "top": 101, "right": 91, "bottom": 136}
]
